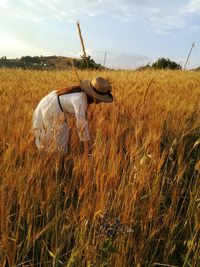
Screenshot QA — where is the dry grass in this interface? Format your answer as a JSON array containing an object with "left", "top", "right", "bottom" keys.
[{"left": 0, "top": 68, "right": 199, "bottom": 266}]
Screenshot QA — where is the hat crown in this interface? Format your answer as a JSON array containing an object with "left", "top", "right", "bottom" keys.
[
  {"left": 91, "top": 77, "right": 112, "bottom": 93},
  {"left": 80, "top": 77, "right": 113, "bottom": 103}
]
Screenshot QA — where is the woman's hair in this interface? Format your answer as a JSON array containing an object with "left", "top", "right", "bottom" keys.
[
  {"left": 56, "top": 85, "right": 99, "bottom": 104},
  {"left": 86, "top": 94, "right": 96, "bottom": 104},
  {"left": 56, "top": 86, "right": 82, "bottom": 96}
]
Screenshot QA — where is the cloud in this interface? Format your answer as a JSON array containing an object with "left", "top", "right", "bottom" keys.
[
  {"left": 1, "top": 0, "right": 200, "bottom": 67},
  {"left": 147, "top": 7, "right": 186, "bottom": 33},
  {"left": 182, "top": 0, "right": 200, "bottom": 14},
  {"left": 0, "top": 32, "right": 53, "bottom": 58},
  {"left": 0, "top": 0, "right": 189, "bottom": 31},
  {"left": 0, "top": 0, "right": 9, "bottom": 8},
  {"left": 1, "top": 0, "right": 199, "bottom": 36}
]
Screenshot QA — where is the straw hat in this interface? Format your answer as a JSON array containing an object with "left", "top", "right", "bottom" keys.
[{"left": 80, "top": 77, "right": 113, "bottom": 103}]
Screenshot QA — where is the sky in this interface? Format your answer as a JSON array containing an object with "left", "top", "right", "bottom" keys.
[{"left": 1, "top": 0, "right": 200, "bottom": 69}]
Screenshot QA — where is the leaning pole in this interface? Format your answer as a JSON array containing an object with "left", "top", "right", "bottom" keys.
[{"left": 184, "top": 42, "right": 195, "bottom": 70}]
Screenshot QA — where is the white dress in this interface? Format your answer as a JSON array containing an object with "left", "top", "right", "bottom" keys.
[{"left": 32, "top": 90, "right": 90, "bottom": 153}]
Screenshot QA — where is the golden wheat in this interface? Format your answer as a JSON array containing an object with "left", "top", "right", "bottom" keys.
[{"left": 0, "top": 68, "right": 199, "bottom": 266}]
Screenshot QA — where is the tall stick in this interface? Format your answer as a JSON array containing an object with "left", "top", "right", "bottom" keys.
[
  {"left": 68, "top": 22, "right": 88, "bottom": 86},
  {"left": 77, "top": 21, "right": 87, "bottom": 59},
  {"left": 184, "top": 42, "right": 195, "bottom": 70},
  {"left": 103, "top": 51, "right": 107, "bottom": 67}
]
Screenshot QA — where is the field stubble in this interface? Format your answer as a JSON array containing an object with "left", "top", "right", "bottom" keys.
[{"left": 0, "top": 68, "right": 199, "bottom": 266}]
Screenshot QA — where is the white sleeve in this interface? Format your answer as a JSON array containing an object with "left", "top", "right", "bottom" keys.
[{"left": 72, "top": 95, "right": 91, "bottom": 141}]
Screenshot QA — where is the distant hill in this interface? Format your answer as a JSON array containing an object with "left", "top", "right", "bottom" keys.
[
  {"left": 0, "top": 55, "right": 105, "bottom": 70},
  {"left": 194, "top": 66, "right": 200, "bottom": 71}
]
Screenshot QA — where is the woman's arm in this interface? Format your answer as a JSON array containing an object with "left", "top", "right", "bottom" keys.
[{"left": 72, "top": 94, "right": 91, "bottom": 142}]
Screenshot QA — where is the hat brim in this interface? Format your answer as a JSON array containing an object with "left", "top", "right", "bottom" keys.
[{"left": 80, "top": 80, "right": 113, "bottom": 103}]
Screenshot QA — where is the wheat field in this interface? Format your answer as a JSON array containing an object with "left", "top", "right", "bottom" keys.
[{"left": 0, "top": 68, "right": 199, "bottom": 267}]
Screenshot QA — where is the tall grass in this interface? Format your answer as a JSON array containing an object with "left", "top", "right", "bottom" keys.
[{"left": 0, "top": 68, "right": 199, "bottom": 266}]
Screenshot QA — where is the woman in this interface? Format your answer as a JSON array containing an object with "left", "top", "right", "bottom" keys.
[{"left": 32, "top": 77, "right": 113, "bottom": 154}]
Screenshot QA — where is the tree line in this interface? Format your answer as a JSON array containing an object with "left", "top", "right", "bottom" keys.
[{"left": 0, "top": 56, "right": 189, "bottom": 71}]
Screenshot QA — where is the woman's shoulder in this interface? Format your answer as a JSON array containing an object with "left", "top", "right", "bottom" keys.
[
  {"left": 71, "top": 91, "right": 87, "bottom": 102},
  {"left": 60, "top": 90, "right": 87, "bottom": 108}
]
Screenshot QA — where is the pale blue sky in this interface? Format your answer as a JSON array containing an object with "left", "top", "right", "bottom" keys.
[{"left": 1, "top": 0, "right": 200, "bottom": 69}]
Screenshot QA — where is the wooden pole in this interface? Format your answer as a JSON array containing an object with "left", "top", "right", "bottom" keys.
[
  {"left": 184, "top": 42, "right": 195, "bottom": 70},
  {"left": 68, "top": 22, "right": 88, "bottom": 86},
  {"left": 103, "top": 51, "right": 107, "bottom": 67},
  {"left": 77, "top": 21, "right": 87, "bottom": 59}
]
